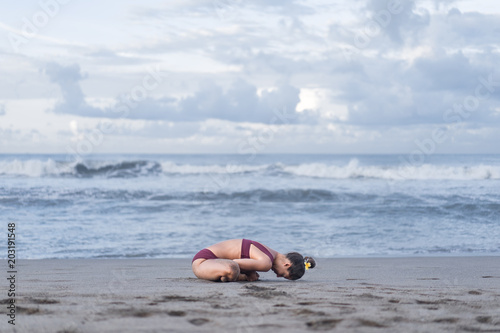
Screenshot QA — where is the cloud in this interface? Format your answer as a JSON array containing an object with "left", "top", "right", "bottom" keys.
[
  {"left": 322, "top": 3, "right": 500, "bottom": 128},
  {"left": 44, "top": 62, "right": 306, "bottom": 124},
  {"left": 177, "top": 79, "right": 302, "bottom": 123},
  {"left": 365, "top": 0, "right": 430, "bottom": 46},
  {"left": 329, "top": 50, "right": 500, "bottom": 126},
  {"left": 132, "top": 0, "right": 316, "bottom": 20},
  {"left": 0, "top": 104, "right": 5, "bottom": 116},
  {"left": 44, "top": 62, "right": 104, "bottom": 117},
  {"left": 410, "top": 51, "right": 478, "bottom": 92},
  {"left": 434, "top": 9, "right": 500, "bottom": 49},
  {"left": 29, "top": 1, "right": 500, "bottom": 154}
]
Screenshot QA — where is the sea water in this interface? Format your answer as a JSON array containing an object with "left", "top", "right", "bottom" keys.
[{"left": 0, "top": 154, "right": 499, "bottom": 259}]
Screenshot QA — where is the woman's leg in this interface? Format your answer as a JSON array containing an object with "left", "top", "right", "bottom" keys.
[{"left": 192, "top": 259, "right": 240, "bottom": 282}]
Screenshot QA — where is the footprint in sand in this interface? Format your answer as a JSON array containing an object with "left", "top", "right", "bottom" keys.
[
  {"left": 17, "top": 306, "right": 44, "bottom": 315},
  {"left": 476, "top": 316, "right": 491, "bottom": 324},
  {"left": 358, "top": 293, "right": 383, "bottom": 300},
  {"left": 242, "top": 284, "right": 288, "bottom": 299},
  {"left": 297, "top": 301, "right": 319, "bottom": 305},
  {"left": 189, "top": 318, "right": 209, "bottom": 326},
  {"left": 433, "top": 318, "right": 459, "bottom": 323},
  {"left": 273, "top": 303, "right": 288, "bottom": 307},
  {"left": 306, "top": 318, "right": 342, "bottom": 330},
  {"left": 26, "top": 297, "right": 60, "bottom": 304},
  {"left": 294, "top": 308, "right": 326, "bottom": 316},
  {"left": 155, "top": 295, "right": 201, "bottom": 302},
  {"left": 167, "top": 310, "right": 186, "bottom": 317},
  {"left": 357, "top": 319, "right": 387, "bottom": 328}
]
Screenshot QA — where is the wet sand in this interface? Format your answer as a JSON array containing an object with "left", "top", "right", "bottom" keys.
[{"left": 1, "top": 257, "right": 500, "bottom": 332}]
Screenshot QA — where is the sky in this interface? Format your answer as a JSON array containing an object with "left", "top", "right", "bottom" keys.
[{"left": 0, "top": 0, "right": 499, "bottom": 154}]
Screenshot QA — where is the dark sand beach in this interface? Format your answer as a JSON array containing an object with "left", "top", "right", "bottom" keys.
[{"left": 2, "top": 257, "right": 500, "bottom": 332}]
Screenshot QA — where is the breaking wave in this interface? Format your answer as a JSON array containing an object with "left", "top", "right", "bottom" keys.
[{"left": 0, "top": 158, "right": 499, "bottom": 180}]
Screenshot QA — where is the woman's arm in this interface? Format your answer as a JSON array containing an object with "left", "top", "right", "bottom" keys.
[{"left": 232, "top": 258, "right": 272, "bottom": 272}]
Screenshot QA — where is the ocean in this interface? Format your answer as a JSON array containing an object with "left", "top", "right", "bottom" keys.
[{"left": 1, "top": 154, "right": 499, "bottom": 259}]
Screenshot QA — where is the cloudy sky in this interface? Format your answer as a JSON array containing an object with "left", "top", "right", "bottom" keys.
[{"left": 0, "top": 0, "right": 499, "bottom": 154}]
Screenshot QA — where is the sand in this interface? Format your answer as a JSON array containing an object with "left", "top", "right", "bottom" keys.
[{"left": 1, "top": 256, "right": 499, "bottom": 332}]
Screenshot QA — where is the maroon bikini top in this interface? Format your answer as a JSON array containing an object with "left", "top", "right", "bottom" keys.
[{"left": 240, "top": 239, "right": 274, "bottom": 263}]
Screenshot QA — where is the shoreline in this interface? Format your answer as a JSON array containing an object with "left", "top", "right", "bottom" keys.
[
  {"left": 19, "top": 253, "right": 500, "bottom": 260},
  {"left": 2, "top": 256, "right": 499, "bottom": 332}
]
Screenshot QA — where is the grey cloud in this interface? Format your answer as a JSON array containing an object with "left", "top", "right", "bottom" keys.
[
  {"left": 43, "top": 62, "right": 178, "bottom": 119},
  {"left": 0, "top": 104, "right": 5, "bottom": 116},
  {"left": 42, "top": 0, "right": 500, "bottom": 130},
  {"left": 435, "top": 9, "right": 500, "bottom": 48},
  {"left": 410, "top": 51, "right": 479, "bottom": 92},
  {"left": 350, "top": 5, "right": 500, "bottom": 52},
  {"left": 320, "top": 1, "right": 500, "bottom": 127},
  {"left": 178, "top": 79, "right": 302, "bottom": 123},
  {"left": 44, "top": 63, "right": 305, "bottom": 124},
  {"left": 330, "top": 51, "right": 500, "bottom": 126},
  {"left": 44, "top": 62, "right": 103, "bottom": 117},
  {"left": 364, "top": 0, "right": 430, "bottom": 46},
  {"left": 327, "top": 0, "right": 431, "bottom": 50}
]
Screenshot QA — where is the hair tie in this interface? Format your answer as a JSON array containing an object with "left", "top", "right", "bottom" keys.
[{"left": 304, "top": 259, "right": 311, "bottom": 270}]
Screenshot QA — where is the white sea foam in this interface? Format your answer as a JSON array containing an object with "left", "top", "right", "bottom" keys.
[
  {"left": 1, "top": 158, "right": 499, "bottom": 180},
  {"left": 159, "top": 161, "right": 268, "bottom": 174},
  {"left": 283, "top": 159, "right": 500, "bottom": 180},
  {"left": 0, "top": 159, "right": 74, "bottom": 177}
]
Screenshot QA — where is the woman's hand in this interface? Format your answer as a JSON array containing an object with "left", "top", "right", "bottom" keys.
[
  {"left": 246, "top": 271, "right": 260, "bottom": 282},
  {"left": 237, "top": 271, "right": 260, "bottom": 281}
]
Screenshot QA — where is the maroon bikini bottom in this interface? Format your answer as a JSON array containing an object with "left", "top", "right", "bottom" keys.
[{"left": 192, "top": 248, "right": 218, "bottom": 263}]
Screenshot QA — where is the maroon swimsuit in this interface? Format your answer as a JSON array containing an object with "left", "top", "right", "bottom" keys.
[
  {"left": 192, "top": 239, "right": 274, "bottom": 263},
  {"left": 240, "top": 239, "right": 274, "bottom": 263}
]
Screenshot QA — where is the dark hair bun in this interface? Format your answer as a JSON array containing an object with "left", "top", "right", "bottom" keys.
[{"left": 304, "top": 256, "right": 316, "bottom": 269}]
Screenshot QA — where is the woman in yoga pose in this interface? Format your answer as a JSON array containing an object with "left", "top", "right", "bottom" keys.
[{"left": 192, "top": 239, "right": 316, "bottom": 282}]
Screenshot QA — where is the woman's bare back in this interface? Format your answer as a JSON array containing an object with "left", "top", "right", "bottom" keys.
[{"left": 207, "top": 239, "right": 277, "bottom": 261}]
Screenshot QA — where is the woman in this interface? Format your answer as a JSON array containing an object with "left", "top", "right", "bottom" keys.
[{"left": 192, "top": 239, "right": 316, "bottom": 282}]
